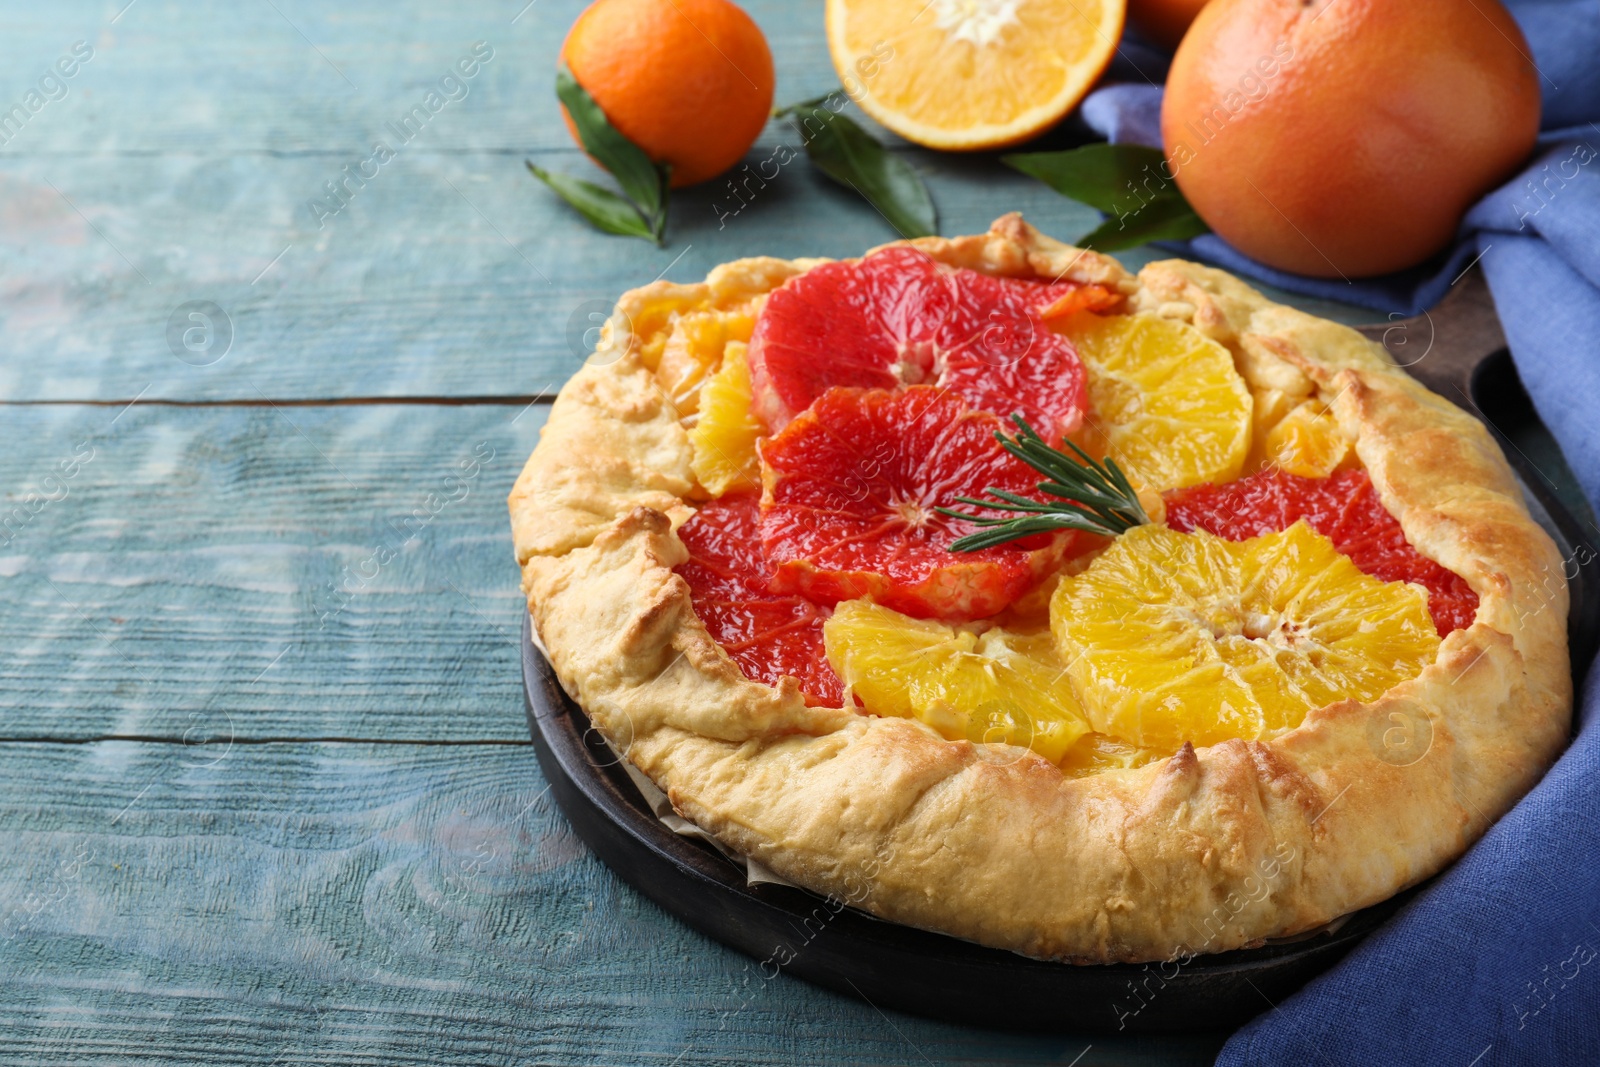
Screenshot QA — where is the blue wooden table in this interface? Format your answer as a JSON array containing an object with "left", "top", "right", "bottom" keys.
[{"left": 1, "top": 3, "right": 1585, "bottom": 1063}]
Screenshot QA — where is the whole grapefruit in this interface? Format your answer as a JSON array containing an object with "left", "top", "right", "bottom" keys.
[
  {"left": 560, "top": 0, "right": 775, "bottom": 188},
  {"left": 1161, "top": 0, "right": 1540, "bottom": 277}
]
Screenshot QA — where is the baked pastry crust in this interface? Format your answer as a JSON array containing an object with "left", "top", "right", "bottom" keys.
[{"left": 509, "top": 215, "right": 1572, "bottom": 963}]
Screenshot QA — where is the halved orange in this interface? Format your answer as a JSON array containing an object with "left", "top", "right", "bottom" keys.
[{"left": 826, "top": 0, "right": 1125, "bottom": 150}]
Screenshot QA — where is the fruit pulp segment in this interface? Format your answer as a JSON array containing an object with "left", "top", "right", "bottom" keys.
[
  {"left": 1053, "top": 309, "right": 1252, "bottom": 492},
  {"left": 1057, "top": 732, "right": 1165, "bottom": 777},
  {"left": 824, "top": 599, "right": 1089, "bottom": 763},
  {"left": 656, "top": 304, "right": 757, "bottom": 419},
  {"left": 1052, "top": 522, "right": 1440, "bottom": 753},
  {"left": 748, "top": 246, "right": 1096, "bottom": 441},
  {"left": 689, "top": 341, "right": 763, "bottom": 495},
  {"left": 833, "top": 0, "right": 1119, "bottom": 133},
  {"left": 760, "top": 386, "right": 1071, "bottom": 620},
  {"left": 1260, "top": 399, "right": 1353, "bottom": 478},
  {"left": 673, "top": 492, "right": 844, "bottom": 707},
  {"left": 1164, "top": 468, "right": 1480, "bottom": 635}
]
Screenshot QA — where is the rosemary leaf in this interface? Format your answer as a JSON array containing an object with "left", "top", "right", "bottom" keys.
[{"left": 943, "top": 417, "right": 1150, "bottom": 551}]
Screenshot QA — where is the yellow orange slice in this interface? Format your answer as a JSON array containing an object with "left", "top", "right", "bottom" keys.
[
  {"left": 689, "top": 341, "right": 764, "bottom": 495},
  {"left": 655, "top": 305, "right": 756, "bottom": 419},
  {"left": 825, "top": 0, "right": 1124, "bottom": 150},
  {"left": 1057, "top": 732, "right": 1165, "bottom": 777},
  {"left": 1055, "top": 311, "right": 1252, "bottom": 492},
  {"left": 1051, "top": 521, "right": 1440, "bottom": 753},
  {"left": 824, "top": 599, "right": 1090, "bottom": 763},
  {"left": 1260, "top": 399, "right": 1354, "bottom": 478}
]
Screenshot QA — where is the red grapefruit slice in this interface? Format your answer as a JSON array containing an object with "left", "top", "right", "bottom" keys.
[
  {"left": 1165, "top": 468, "right": 1479, "bottom": 635},
  {"left": 759, "top": 386, "right": 1073, "bottom": 621},
  {"left": 747, "top": 246, "right": 1114, "bottom": 440},
  {"left": 674, "top": 493, "right": 844, "bottom": 707}
]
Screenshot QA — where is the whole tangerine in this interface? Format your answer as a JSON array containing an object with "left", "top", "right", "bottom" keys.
[
  {"left": 1128, "top": 0, "right": 1213, "bottom": 51},
  {"left": 560, "top": 0, "right": 775, "bottom": 188},
  {"left": 1160, "top": 0, "right": 1540, "bottom": 277}
]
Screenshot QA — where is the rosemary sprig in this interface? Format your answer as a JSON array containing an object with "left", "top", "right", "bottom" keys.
[{"left": 938, "top": 416, "right": 1150, "bottom": 552}]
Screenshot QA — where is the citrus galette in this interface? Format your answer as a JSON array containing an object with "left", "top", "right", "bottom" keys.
[{"left": 509, "top": 215, "right": 1570, "bottom": 963}]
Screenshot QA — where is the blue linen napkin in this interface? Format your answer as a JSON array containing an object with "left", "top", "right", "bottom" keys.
[{"left": 1074, "top": 5, "right": 1600, "bottom": 1063}]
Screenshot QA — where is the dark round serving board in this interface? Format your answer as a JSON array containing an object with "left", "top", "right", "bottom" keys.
[{"left": 522, "top": 270, "right": 1599, "bottom": 1035}]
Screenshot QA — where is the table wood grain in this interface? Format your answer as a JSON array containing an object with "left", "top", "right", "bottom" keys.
[
  {"left": 0, "top": 403, "right": 544, "bottom": 741},
  {"left": 0, "top": 740, "right": 1231, "bottom": 1065},
  {"left": 0, "top": 1, "right": 1569, "bottom": 1064},
  {"left": 0, "top": 1, "right": 1373, "bottom": 405}
]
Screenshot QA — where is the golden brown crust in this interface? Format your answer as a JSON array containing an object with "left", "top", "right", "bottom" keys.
[{"left": 509, "top": 215, "right": 1572, "bottom": 962}]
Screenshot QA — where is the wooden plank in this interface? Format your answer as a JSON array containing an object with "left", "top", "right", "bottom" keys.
[
  {"left": 0, "top": 0, "right": 841, "bottom": 155},
  {"left": 0, "top": 143, "right": 1372, "bottom": 403},
  {"left": 0, "top": 739, "right": 1229, "bottom": 1066},
  {"left": 0, "top": 148, "right": 1123, "bottom": 403},
  {"left": 0, "top": 402, "right": 548, "bottom": 741},
  {"left": 0, "top": 1, "right": 1372, "bottom": 403}
]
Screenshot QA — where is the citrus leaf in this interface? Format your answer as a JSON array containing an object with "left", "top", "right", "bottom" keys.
[
  {"left": 778, "top": 97, "right": 936, "bottom": 239},
  {"left": 1003, "top": 144, "right": 1211, "bottom": 252},
  {"left": 526, "top": 162, "right": 657, "bottom": 242},
  {"left": 555, "top": 66, "right": 668, "bottom": 238},
  {"left": 1002, "top": 144, "right": 1178, "bottom": 215},
  {"left": 1074, "top": 194, "right": 1210, "bottom": 252}
]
